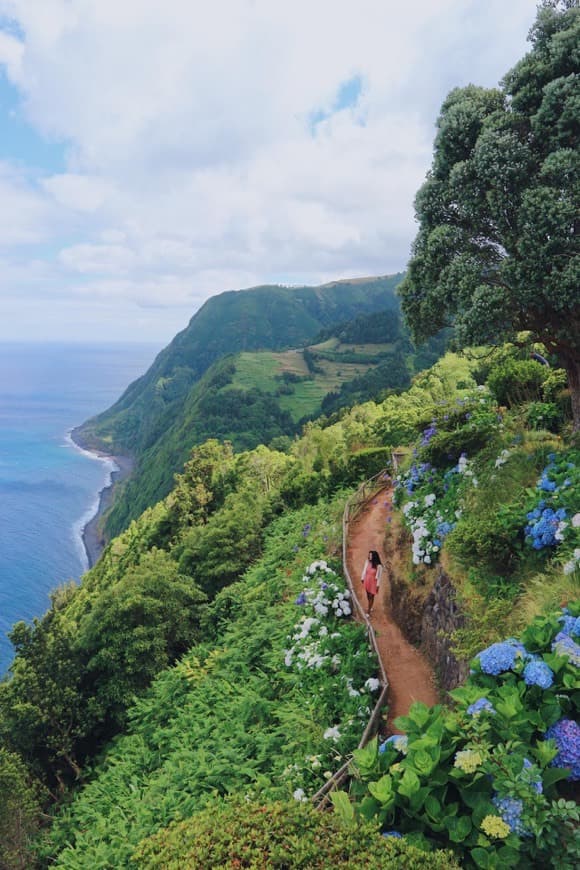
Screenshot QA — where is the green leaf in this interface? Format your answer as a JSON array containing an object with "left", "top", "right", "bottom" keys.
[
  {"left": 446, "top": 814, "right": 472, "bottom": 843},
  {"left": 543, "top": 766, "right": 572, "bottom": 789},
  {"left": 410, "top": 749, "right": 437, "bottom": 777},
  {"left": 408, "top": 702, "right": 431, "bottom": 728},
  {"left": 409, "top": 786, "right": 431, "bottom": 813},
  {"left": 368, "top": 774, "right": 394, "bottom": 806},
  {"left": 352, "top": 738, "right": 378, "bottom": 776},
  {"left": 330, "top": 790, "right": 356, "bottom": 827},
  {"left": 358, "top": 795, "right": 381, "bottom": 822},
  {"left": 471, "top": 846, "right": 491, "bottom": 868},
  {"left": 496, "top": 846, "right": 521, "bottom": 867},
  {"left": 397, "top": 769, "right": 420, "bottom": 799},
  {"left": 424, "top": 794, "right": 442, "bottom": 821}
]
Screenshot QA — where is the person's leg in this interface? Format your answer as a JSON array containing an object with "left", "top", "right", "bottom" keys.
[{"left": 366, "top": 592, "right": 374, "bottom": 615}]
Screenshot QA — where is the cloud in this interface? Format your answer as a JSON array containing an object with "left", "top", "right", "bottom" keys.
[{"left": 0, "top": 0, "right": 536, "bottom": 340}]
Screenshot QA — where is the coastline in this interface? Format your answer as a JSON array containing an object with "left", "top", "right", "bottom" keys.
[{"left": 68, "top": 428, "right": 134, "bottom": 569}]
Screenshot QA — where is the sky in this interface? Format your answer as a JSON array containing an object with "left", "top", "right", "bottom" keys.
[{"left": 0, "top": 0, "right": 539, "bottom": 344}]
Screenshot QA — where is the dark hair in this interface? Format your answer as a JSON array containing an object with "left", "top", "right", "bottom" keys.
[{"left": 369, "top": 550, "right": 382, "bottom": 567}]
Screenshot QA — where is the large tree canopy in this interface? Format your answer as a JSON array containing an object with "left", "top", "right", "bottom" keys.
[{"left": 399, "top": 2, "right": 580, "bottom": 428}]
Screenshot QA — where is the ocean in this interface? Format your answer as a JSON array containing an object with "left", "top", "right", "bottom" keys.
[{"left": 0, "top": 342, "right": 161, "bottom": 673}]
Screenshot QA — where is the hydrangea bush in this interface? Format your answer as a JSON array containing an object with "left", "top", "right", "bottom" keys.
[
  {"left": 334, "top": 604, "right": 580, "bottom": 868},
  {"left": 524, "top": 451, "right": 580, "bottom": 567},
  {"left": 283, "top": 560, "right": 381, "bottom": 796},
  {"left": 394, "top": 453, "right": 476, "bottom": 565}
]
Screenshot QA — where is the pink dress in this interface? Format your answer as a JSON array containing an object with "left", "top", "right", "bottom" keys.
[{"left": 363, "top": 561, "right": 380, "bottom": 596}]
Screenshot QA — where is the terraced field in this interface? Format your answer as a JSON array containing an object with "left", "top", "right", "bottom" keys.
[{"left": 231, "top": 342, "right": 396, "bottom": 422}]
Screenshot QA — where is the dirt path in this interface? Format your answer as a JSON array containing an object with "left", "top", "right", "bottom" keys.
[{"left": 346, "top": 486, "right": 439, "bottom": 732}]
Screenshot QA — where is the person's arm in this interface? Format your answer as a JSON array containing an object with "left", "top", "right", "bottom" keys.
[
  {"left": 361, "top": 560, "right": 368, "bottom": 582},
  {"left": 376, "top": 565, "right": 383, "bottom": 587}
]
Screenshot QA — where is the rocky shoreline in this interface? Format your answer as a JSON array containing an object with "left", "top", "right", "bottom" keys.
[{"left": 70, "top": 428, "right": 134, "bottom": 569}]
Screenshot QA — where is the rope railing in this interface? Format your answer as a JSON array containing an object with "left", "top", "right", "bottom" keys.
[{"left": 312, "top": 464, "right": 392, "bottom": 808}]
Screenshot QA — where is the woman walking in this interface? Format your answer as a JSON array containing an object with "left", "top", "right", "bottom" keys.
[{"left": 361, "top": 550, "right": 382, "bottom": 617}]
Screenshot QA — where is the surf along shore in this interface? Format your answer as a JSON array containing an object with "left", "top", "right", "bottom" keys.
[{"left": 69, "top": 427, "right": 134, "bottom": 569}]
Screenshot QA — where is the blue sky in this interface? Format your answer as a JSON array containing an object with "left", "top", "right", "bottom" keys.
[{"left": 0, "top": 0, "right": 537, "bottom": 344}]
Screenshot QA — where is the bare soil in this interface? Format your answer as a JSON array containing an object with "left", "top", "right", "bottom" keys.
[{"left": 346, "top": 487, "right": 439, "bottom": 733}]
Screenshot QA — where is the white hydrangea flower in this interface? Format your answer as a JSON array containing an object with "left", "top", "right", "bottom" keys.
[
  {"left": 323, "top": 726, "right": 341, "bottom": 741},
  {"left": 293, "top": 788, "right": 307, "bottom": 802},
  {"left": 364, "top": 677, "right": 380, "bottom": 692}
]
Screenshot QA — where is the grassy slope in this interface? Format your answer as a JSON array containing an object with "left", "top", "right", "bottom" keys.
[
  {"left": 75, "top": 275, "right": 403, "bottom": 457},
  {"left": 231, "top": 342, "right": 398, "bottom": 422}
]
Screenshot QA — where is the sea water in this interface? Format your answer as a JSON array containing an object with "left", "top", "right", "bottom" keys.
[{"left": 0, "top": 342, "right": 161, "bottom": 673}]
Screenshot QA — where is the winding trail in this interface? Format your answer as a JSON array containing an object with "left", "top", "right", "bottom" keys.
[{"left": 346, "top": 486, "right": 439, "bottom": 732}]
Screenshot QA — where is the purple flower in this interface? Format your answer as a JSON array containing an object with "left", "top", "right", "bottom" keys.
[
  {"left": 559, "top": 615, "right": 580, "bottom": 638},
  {"left": 552, "top": 632, "right": 580, "bottom": 666},
  {"left": 545, "top": 719, "right": 580, "bottom": 780},
  {"left": 295, "top": 592, "right": 307, "bottom": 606}
]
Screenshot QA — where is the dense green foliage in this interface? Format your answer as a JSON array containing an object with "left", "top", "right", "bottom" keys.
[
  {"left": 36, "top": 504, "right": 382, "bottom": 866},
  {"left": 337, "top": 605, "right": 580, "bottom": 868},
  {"left": 1, "top": 8, "right": 578, "bottom": 866},
  {"left": 133, "top": 799, "right": 459, "bottom": 869},
  {"left": 76, "top": 275, "right": 403, "bottom": 532},
  {"left": 89, "top": 289, "right": 451, "bottom": 539},
  {"left": 0, "top": 338, "right": 576, "bottom": 867},
  {"left": 399, "top": 3, "right": 580, "bottom": 428},
  {"left": 0, "top": 748, "right": 45, "bottom": 870}
]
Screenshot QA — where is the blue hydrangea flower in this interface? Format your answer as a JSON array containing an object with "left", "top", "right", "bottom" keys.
[
  {"left": 522, "top": 758, "right": 543, "bottom": 794},
  {"left": 559, "top": 615, "right": 580, "bottom": 638},
  {"left": 382, "top": 831, "right": 403, "bottom": 839},
  {"left": 477, "top": 642, "right": 518, "bottom": 675},
  {"left": 421, "top": 422, "right": 437, "bottom": 446},
  {"left": 295, "top": 592, "right": 307, "bottom": 606},
  {"left": 467, "top": 697, "right": 496, "bottom": 716},
  {"left": 552, "top": 632, "right": 580, "bottom": 666},
  {"left": 525, "top": 507, "right": 566, "bottom": 549},
  {"left": 379, "top": 734, "right": 408, "bottom": 754},
  {"left": 545, "top": 719, "right": 580, "bottom": 781},
  {"left": 492, "top": 796, "right": 529, "bottom": 836},
  {"left": 523, "top": 660, "right": 554, "bottom": 689}
]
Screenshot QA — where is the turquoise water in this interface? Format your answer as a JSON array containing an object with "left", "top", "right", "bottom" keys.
[{"left": 0, "top": 342, "right": 161, "bottom": 672}]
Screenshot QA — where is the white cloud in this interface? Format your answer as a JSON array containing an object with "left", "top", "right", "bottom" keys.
[
  {"left": 0, "top": 0, "right": 537, "bottom": 340},
  {"left": 42, "top": 173, "right": 114, "bottom": 212},
  {"left": 0, "top": 162, "right": 57, "bottom": 245}
]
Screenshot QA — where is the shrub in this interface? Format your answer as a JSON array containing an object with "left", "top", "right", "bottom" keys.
[
  {"left": 446, "top": 507, "right": 524, "bottom": 574},
  {"left": 0, "top": 748, "right": 45, "bottom": 870},
  {"left": 341, "top": 605, "right": 580, "bottom": 869},
  {"left": 133, "top": 799, "right": 460, "bottom": 869},
  {"left": 525, "top": 402, "right": 563, "bottom": 433},
  {"left": 487, "top": 359, "right": 547, "bottom": 408},
  {"left": 280, "top": 470, "right": 330, "bottom": 508},
  {"left": 344, "top": 446, "right": 392, "bottom": 484}
]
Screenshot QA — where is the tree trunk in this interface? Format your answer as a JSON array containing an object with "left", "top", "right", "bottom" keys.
[{"left": 563, "top": 355, "right": 580, "bottom": 433}]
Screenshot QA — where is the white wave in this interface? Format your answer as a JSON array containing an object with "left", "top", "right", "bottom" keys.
[{"left": 64, "top": 430, "right": 120, "bottom": 572}]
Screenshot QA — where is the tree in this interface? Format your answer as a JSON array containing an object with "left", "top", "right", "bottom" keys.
[
  {"left": 77, "top": 549, "right": 207, "bottom": 729},
  {"left": 398, "top": 4, "right": 580, "bottom": 429},
  {"left": 0, "top": 748, "right": 45, "bottom": 870},
  {"left": 0, "top": 614, "right": 91, "bottom": 785}
]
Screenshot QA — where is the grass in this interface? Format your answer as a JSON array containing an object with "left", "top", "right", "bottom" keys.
[{"left": 229, "top": 343, "right": 398, "bottom": 422}]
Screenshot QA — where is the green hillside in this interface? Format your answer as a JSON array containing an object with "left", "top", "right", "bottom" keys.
[
  {"left": 75, "top": 274, "right": 403, "bottom": 458},
  {"left": 74, "top": 274, "right": 406, "bottom": 538},
  {"left": 1, "top": 344, "right": 578, "bottom": 869},
  {"left": 94, "top": 302, "right": 449, "bottom": 538}
]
